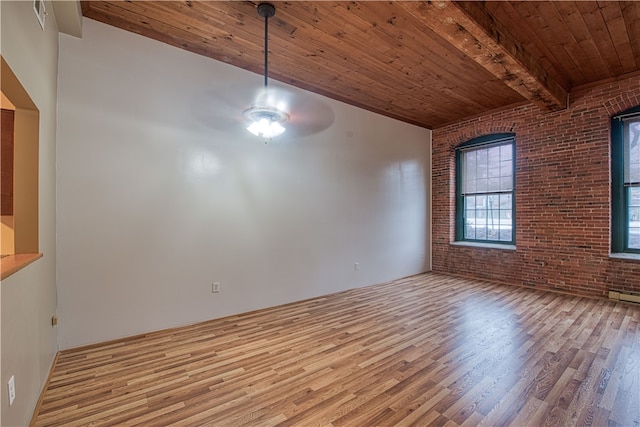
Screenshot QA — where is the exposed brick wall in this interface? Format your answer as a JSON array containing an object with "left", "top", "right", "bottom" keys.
[{"left": 432, "top": 75, "right": 640, "bottom": 298}]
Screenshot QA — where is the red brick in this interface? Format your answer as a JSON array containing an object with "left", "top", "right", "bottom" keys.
[{"left": 431, "top": 75, "right": 640, "bottom": 298}]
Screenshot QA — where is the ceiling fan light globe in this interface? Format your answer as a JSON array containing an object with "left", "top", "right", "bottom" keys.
[
  {"left": 270, "top": 121, "right": 286, "bottom": 136},
  {"left": 244, "top": 106, "right": 289, "bottom": 139},
  {"left": 247, "top": 117, "right": 286, "bottom": 139}
]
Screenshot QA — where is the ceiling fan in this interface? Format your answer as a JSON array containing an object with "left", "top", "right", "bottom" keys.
[
  {"left": 243, "top": 3, "right": 288, "bottom": 140},
  {"left": 193, "top": 2, "right": 334, "bottom": 142}
]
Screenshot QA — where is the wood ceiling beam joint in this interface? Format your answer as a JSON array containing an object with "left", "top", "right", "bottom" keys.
[{"left": 398, "top": 1, "right": 568, "bottom": 111}]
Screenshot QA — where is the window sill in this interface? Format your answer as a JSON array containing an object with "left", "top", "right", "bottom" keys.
[
  {"left": 451, "top": 241, "right": 516, "bottom": 251},
  {"left": 1, "top": 253, "right": 43, "bottom": 280},
  {"left": 609, "top": 252, "right": 640, "bottom": 262}
]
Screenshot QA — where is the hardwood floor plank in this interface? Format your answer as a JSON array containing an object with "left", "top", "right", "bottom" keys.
[
  {"left": 442, "top": 375, "right": 496, "bottom": 424},
  {"left": 32, "top": 273, "right": 640, "bottom": 426}
]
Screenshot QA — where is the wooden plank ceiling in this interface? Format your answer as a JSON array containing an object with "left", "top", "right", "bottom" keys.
[{"left": 82, "top": 1, "right": 640, "bottom": 129}]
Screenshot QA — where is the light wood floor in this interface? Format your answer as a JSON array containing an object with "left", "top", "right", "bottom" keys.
[{"left": 32, "top": 273, "right": 640, "bottom": 426}]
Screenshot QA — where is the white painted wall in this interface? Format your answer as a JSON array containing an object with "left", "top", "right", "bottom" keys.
[
  {"left": 57, "top": 18, "right": 431, "bottom": 350},
  {"left": 1, "top": 2, "right": 59, "bottom": 426}
]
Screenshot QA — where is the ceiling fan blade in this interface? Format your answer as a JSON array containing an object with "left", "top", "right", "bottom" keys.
[
  {"left": 253, "top": 85, "right": 335, "bottom": 138},
  {"left": 191, "top": 83, "right": 335, "bottom": 138},
  {"left": 191, "top": 86, "right": 259, "bottom": 132}
]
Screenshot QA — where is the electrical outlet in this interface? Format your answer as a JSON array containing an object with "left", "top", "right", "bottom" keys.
[
  {"left": 8, "top": 376, "right": 15, "bottom": 406},
  {"left": 354, "top": 262, "right": 359, "bottom": 270},
  {"left": 212, "top": 282, "right": 221, "bottom": 293}
]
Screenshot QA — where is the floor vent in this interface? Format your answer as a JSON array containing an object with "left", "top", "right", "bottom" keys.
[{"left": 609, "top": 290, "right": 640, "bottom": 304}]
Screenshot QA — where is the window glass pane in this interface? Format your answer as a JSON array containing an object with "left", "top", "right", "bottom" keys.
[
  {"left": 500, "top": 144, "right": 512, "bottom": 160},
  {"left": 478, "top": 198, "right": 487, "bottom": 241},
  {"left": 477, "top": 148, "right": 488, "bottom": 192},
  {"left": 500, "top": 159, "right": 512, "bottom": 188},
  {"left": 499, "top": 176, "right": 512, "bottom": 192},
  {"left": 625, "top": 120, "right": 640, "bottom": 184},
  {"left": 498, "top": 194, "right": 512, "bottom": 242},
  {"left": 499, "top": 217, "right": 510, "bottom": 241},
  {"left": 464, "top": 175, "right": 476, "bottom": 193},
  {"left": 488, "top": 178, "right": 500, "bottom": 192},
  {"left": 629, "top": 186, "right": 640, "bottom": 250},
  {"left": 475, "top": 195, "right": 486, "bottom": 210},
  {"left": 488, "top": 146, "right": 501, "bottom": 177},
  {"left": 465, "top": 195, "right": 475, "bottom": 209},
  {"left": 465, "top": 207, "right": 476, "bottom": 239},
  {"left": 464, "top": 196, "right": 475, "bottom": 239},
  {"left": 476, "top": 177, "right": 487, "bottom": 192},
  {"left": 486, "top": 194, "right": 499, "bottom": 240},
  {"left": 476, "top": 149, "right": 487, "bottom": 173},
  {"left": 463, "top": 151, "right": 476, "bottom": 193},
  {"left": 465, "top": 210, "right": 476, "bottom": 223},
  {"left": 499, "top": 194, "right": 512, "bottom": 210},
  {"left": 465, "top": 224, "right": 476, "bottom": 240}
]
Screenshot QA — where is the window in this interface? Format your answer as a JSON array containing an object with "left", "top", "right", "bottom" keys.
[
  {"left": 612, "top": 106, "right": 640, "bottom": 253},
  {"left": 456, "top": 134, "right": 515, "bottom": 245},
  {"left": 1, "top": 56, "right": 41, "bottom": 279}
]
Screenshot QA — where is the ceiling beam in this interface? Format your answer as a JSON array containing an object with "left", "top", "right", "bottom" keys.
[{"left": 397, "top": 1, "right": 568, "bottom": 111}]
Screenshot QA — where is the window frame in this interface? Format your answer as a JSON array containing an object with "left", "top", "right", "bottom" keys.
[
  {"left": 455, "top": 133, "right": 516, "bottom": 245},
  {"left": 611, "top": 105, "right": 640, "bottom": 254},
  {"left": 1, "top": 56, "right": 41, "bottom": 280}
]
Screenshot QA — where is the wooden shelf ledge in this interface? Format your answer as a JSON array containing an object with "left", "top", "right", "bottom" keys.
[{"left": 1, "top": 253, "right": 43, "bottom": 281}]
